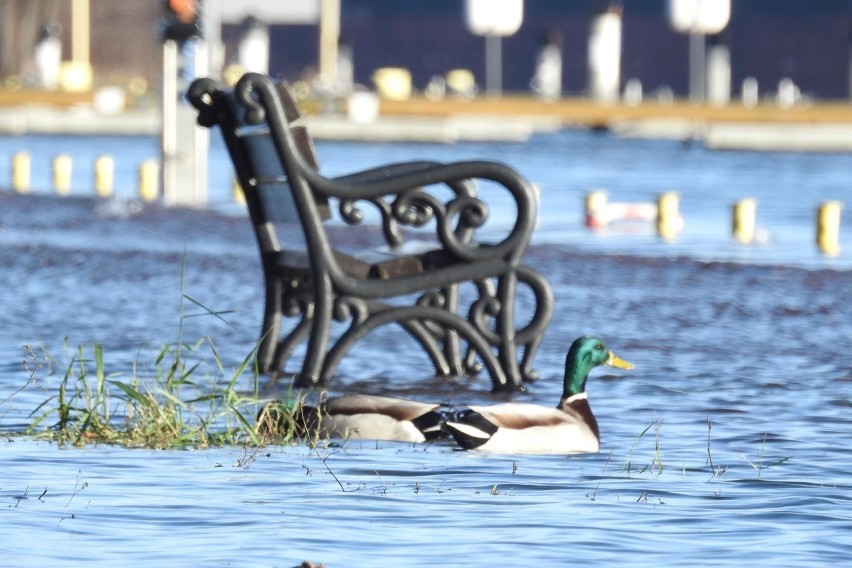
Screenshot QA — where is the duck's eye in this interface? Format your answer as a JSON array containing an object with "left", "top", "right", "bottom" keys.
[{"left": 595, "top": 343, "right": 604, "bottom": 350}]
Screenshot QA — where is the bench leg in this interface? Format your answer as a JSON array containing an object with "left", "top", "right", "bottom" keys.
[
  {"left": 440, "top": 284, "right": 465, "bottom": 376},
  {"left": 466, "top": 267, "right": 553, "bottom": 389},
  {"left": 500, "top": 272, "right": 525, "bottom": 388},
  {"left": 403, "top": 319, "right": 454, "bottom": 376},
  {"left": 314, "top": 297, "right": 454, "bottom": 382},
  {"left": 319, "top": 304, "right": 511, "bottom": 389},
  {"left": 512, "top": 264, "right": 554, "bottom": 383},
  {"left": 265, "top": 310, "right": 313, "bottom": 389},
  {"left": 262, "top": 267, "right": 551, "bottom": 391},
  {"left": 296, "top": 273, "right": 334, "bottom": 387},
  {"left": 417, "top": 286, "right": 469, "bottom": 377},
  {"left": 257, "top": 275, "right": 283, "bottom": 373}
]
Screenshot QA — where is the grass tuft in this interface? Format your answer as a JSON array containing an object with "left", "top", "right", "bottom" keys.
[
  {"left": 621, "top": 417, "right": 664, "bottom": 477},
  {"left": 22, "top": 336, "right": 299, "bottom": 450},
  {"left": 16, "top": 263, "right": 302, "bottom": 450}
]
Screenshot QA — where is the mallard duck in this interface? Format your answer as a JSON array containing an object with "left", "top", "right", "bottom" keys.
[
  {"left": 444, "top": 335, "right": 634, "bottom": 454},
  {"left": 257, "top": 393, "right": 444, "bottom": 443}
]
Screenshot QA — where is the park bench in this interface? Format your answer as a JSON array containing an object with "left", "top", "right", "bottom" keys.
[{"left": 188, "top": 72, "right": 553, "bottom": 391}]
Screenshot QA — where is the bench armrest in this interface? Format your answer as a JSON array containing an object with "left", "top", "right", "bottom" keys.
[
  {"left": 308, "top": 160, "right": 538, "bottom": 264},
  {"left": 197, "top": 72, "right": 538, "bottom": 266}
]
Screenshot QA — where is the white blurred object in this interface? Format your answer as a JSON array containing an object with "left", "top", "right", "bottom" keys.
[
  {"left": 741, "top": 77, "right": 758, "bottom": 108},
  {"left": 667, "top": 0, "right": 731, "bottom": 34},
  {"left": 531, "top": 31, "right": 562, "bottom": 101},
  {"left": 94, "top": 87, "right": 126, "bottom": 114},
  {"left": 347, "top": 91, "right": 379, "bottom": 123},
  {"left": 35, "top": 24, "right": 62, "bottom": 90},
  {"left": 588, "top": 7, "right": 622, "bottom": 103},
  {"left": 464, "top": 0, "right": 523, "bottom": 36},
  {"left": 237, "top": 16, "right": 269, "bottom": 74},
  {"left": 706, "top": 35, "right": 731, "bottom": 106},
  {"left": 425, "top": 75, "right": 447, "bottom": 101},
  {"left": 623, "top": 78, "right": 643, "bottom": 106},
  {"left": 777, "top": 78, "right": 800, "bottom": 109}
]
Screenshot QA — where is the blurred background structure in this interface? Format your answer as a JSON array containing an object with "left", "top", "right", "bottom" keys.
[
  {"left": 1, "top": 0, "right": 852, "bottom": 105},
  {"left": 3, "top": 0, "right": 852, "bottom": 204}
]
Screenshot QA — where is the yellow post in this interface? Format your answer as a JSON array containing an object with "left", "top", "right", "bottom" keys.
[
  {"left": 584, "top": 190, "right": 607, "bottom": 227},
  {"left": 816, "top": 201, "right": 843, "bottom": 256},
  {"left": 732, "top": 198, "right": 757, "bottom": 244},
  {"left": 233, "top": 177, "right": 246, "bottom": 205},
  {"left": 138, "top": 160, "right": 159, "bottom": 202},
  {"left": 12, "top": 152, "right": 31, "bottom": 193},
  {"left": 53, "top": 154, "right": 73, "bottom": 196},
  {"left": 94, "top": 155, "right": 114, "bottom": 198},
  {"left": 656, "top": 192, "right": 682, "bottom": 241}
]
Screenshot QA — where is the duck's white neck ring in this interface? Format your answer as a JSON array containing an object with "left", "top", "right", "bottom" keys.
[{"left": 564, "top": 392, "right": 588, "bottom": 404}]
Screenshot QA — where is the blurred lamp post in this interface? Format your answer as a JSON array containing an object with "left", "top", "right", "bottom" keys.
[
  {"left": 667, "top": 0, "right": 730, "bottom": 103},
  {"left": 465, "top": 0, "right": 524, "bottom": 97}
]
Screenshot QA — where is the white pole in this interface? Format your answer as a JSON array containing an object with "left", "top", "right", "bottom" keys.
[
  {"left": 587, "top": 7, "right": 622, "bottom": 103},
  {"left": 162, "top": 40, "right": 178, "bottom": 204},
  {"left": 192, "top": 40, "right": 209, "bottom": 205},
  {"left": 319, "top": 0, "right": 340, "bottom": 88},
  {"left": 162, "top": 36, "right": 209, "bottom": 207},
  {"left": 204, "top": 0, "right": 224, "bottom": 79}
]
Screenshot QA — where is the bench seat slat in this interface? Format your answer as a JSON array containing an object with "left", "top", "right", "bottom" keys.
[{"left": 273, "top": 240, "right": 451, "bottom": 281}]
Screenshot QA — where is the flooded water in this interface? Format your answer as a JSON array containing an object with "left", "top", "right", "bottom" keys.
[{"left": 2, "top": 129, "right": 852, "bottom": 566}]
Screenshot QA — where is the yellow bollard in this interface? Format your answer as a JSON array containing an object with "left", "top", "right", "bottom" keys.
[
  {"left": 233, "top": 177, "right": 246, "bottom": 205},
  {"left": 816, "top": 201, "right": 843, "bottom": 256},
  {"left": 584, "top": 190, "right": 608, "bottom": 228},
  {"left": 53, "top": 154, "right": 73, "bottom": 196},
  {"left": 732, "top": 198, "right": 757, "bottom": 244},
  {"left": 12, "top": 151, "right": 31, "bottom": 193},
  {"left": 94, "top": 155, "right": 115, "bottom": 198},
  {"left": 138, "top": 160, "right": 159, "bottom": 202},
  {"left": 656, "top": 192, "right": 682, "bottom": 241}
]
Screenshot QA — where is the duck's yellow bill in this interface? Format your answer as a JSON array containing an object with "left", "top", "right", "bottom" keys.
[{"left": 606, "top": 351, "right": 635, "bottom": 370}]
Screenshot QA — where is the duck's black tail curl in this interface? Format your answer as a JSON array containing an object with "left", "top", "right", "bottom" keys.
[{"left": 442, "top": 409, "right": 497, "bottom": 450}]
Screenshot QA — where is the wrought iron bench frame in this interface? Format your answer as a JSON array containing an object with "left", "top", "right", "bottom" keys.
[{"left": 188, "top": 72, "right": 553, "bottom": 391}]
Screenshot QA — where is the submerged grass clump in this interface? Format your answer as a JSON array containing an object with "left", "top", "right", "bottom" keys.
[
  {"left": 23, "top": 340, "right": 273, "bottom": 449},
  {"left": 14, "top": 283, "right": 301, "bottom": 449}
]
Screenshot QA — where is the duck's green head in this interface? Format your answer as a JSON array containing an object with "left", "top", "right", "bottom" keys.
[{"left": 563, "top": 335, "right": 634, "bottom": 396}]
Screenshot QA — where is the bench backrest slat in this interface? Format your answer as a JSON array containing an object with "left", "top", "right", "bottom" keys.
[{"left": 226, "top": 82, "right": 331, "bottom": 226}]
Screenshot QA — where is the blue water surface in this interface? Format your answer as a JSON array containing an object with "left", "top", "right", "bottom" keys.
[{"left": 1, "top": 129, "right": 851, "bottom": 567}]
